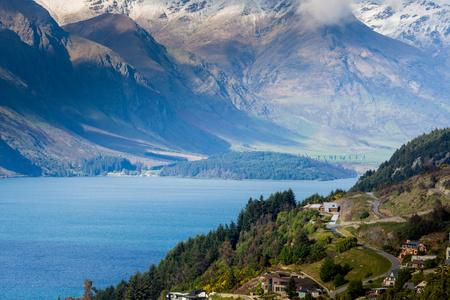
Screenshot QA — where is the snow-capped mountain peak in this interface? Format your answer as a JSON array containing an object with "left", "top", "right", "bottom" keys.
[{"left": 353, "top": 0, "right": 450, "bottom": 64}]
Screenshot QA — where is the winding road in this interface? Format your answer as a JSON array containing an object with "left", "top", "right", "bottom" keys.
[
  {"left": 215, "top": 293, "right": 253, "bottom": 300},
  {"left": 367, "top": 192, "right": 385, "bottom": 219},
  {"left": 326, "top": 223, "right": 401, "bottom": 298}
]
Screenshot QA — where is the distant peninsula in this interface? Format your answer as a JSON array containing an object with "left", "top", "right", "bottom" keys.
[{"left": 159, "top": 151, "right": 356, "bottom": 181}]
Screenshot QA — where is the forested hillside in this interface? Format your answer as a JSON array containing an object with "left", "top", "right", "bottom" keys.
[
  {"left": 351, "top": 128, "right": 450, "bottom": 192},
  {"left": 92, "top": 189, "right": 357, "bottom": 299},
  {"left": 42, "top": 155, "right": 141, "bottom": 177},
  {"left": 159, "top": 152, "right": 356, "bottom": 181}
]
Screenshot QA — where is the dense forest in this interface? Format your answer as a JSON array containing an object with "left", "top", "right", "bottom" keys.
[
  {"left": 351, "top": 128, "right": 450, "bottom": 192},
  {"left": 159, "top": 152, "right": 356, "bottom": 180},
  {"left": 41, "top": 155, "right": 141, "bottom": 177},
  {"left": 92, "top": 189, "right": 350, "bottom": 299}
]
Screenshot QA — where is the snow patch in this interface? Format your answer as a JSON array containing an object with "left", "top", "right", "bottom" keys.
[{"left": 353, "top": 0, "right": 450, "bottom": 64}]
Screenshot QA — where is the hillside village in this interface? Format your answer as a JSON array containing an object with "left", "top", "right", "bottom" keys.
[
  {"left": 162, "top": 202, "right": 449, "bottom": 300},
  {"left": 76, "top": 130, "right": 449, "bottom": 300}
]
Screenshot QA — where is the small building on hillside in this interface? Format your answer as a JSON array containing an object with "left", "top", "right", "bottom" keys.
[
  {"left": 303, "top": 203, "right": 322, "bottom": 210},
  {"left": 398, "top": 240, "right": 427, "bottom": 258},
  {"left": 298, "top": 287, "right": 322, "bottom": 298},
  {"left": 411, "top": 255, "right": 437, "bottom": 261},
  {"left": 382, "top": 269, "right": 399, "bottom": 286},
  {"left": 367, "top": 288, "right": 387, "bottom": 299},
  {"left": 415, "top": 281, "right": 427, "bottom": 293},
  {"left": 303, "top": 202, "right": 339, "bottom": 212},
  {"left": 263, "top": 272, "right": 316, "bottom": 295},
  {"left": 166, "top": 290, "right": 208, "bottom": 300},
  {"left": 406, "top": 260, "right": 425, "bottom": 269},
  {"left": 402, "top": 282, "right": 415, "bottom": 290},
  {"left": 322, "top": 202, "right": 339, "bottom": 213}
]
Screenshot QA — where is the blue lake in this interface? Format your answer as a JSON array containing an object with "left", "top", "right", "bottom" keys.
[{"left": 0, "top": 176, "right": 357, "bottom": 299}]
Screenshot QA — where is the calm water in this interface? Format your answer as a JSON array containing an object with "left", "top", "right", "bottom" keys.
[{"left": 0, "top": 176, "right": 357, "bottom": 299}]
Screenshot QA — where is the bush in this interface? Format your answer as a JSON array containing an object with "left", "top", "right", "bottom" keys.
[
  {"left": 333, "top": 273, "right": 346, "bottom": 287},
  {"left": 347, "top": 280, "right": 364, "bottom": 298},
  {"left": 335, "top": 237, "right": 358, "bottom": 253},
  {"left": 365, "top": 271, "right": 373, "bottom": 278},
  {"left": 395, "top": 269, "right": 412, "bottom": 288},
  {"left": 360, "top": 211, "right": 370, "bottom": 219},
  {"left": 423, "top": 259, "right": 437, "bottom": 269},
  {"left": 402, "top": 254, "right": 412, "bottom": 263}
]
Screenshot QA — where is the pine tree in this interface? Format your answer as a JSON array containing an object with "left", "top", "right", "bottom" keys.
[
  {"left": 333, "top": 273, "right": 346, "bottom": 288},
  {"left": 285, "top": 277, "right": 297, "bottom": 300},
  {"left": 347, "top": 280, "right": 364, "bottom": 298},
  {"left": 125, "top": 270, "right": 145, "bottom": 300},
  {"left": 319, "top": 256, "right": 336, "bottom": 282}
]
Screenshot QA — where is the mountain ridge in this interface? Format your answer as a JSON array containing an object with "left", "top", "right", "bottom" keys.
[
  {"left": 33, "top": 0, "right": 450, "bottom": 157},
  {"left": 1, "top": 0, "right": 450, "bottom": 176},
  {"left": 0, "top": 0, "right": 239, "bottom": 176},
  {"left": 353, "top": 0, "right": 450, "bottom": 66}
]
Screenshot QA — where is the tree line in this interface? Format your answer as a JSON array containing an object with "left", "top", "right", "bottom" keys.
[
  {"left": 351, "top": 128, "right": 450, "bottom": 192},
  {"left": 92, "top": 189, "right": 344, "bottom": 300},
  {"left": 40, "top": 155, "right": 141, "bottom": 177},
  {"left": 159, "top": 151, "right": 356, "bottom": 181}
]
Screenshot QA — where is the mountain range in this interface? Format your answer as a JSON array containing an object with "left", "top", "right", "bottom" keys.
[
  {"left": 1, "top": 0, "right": 449, "bottom": 175},
  {"left": 353, "top": 0, "right": 450, "bottom": 66}
]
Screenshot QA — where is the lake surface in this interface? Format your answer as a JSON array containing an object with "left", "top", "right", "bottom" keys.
[{"left": 0, "top": 176, "right": 357, "bottom": 299}]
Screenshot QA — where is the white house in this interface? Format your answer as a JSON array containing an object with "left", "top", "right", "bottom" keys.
[
  {"left": 323, "top": 202, "right": 339, "bottom": 213},
  {"left": 166, "top": 290, "right": 208, "bottom": 300},
  {"left": 382, "top": 270, "right": 399, "bottom": 286}
]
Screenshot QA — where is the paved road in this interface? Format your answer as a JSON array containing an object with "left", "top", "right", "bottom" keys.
[
  {"left": 326, "top": 223, "right": 401, "bottom": 298},
  {"left": 367, "top": 192, "right": 385, "bottom": 219},
  {"left": 214, "top": 293, "right": 253, "bottom": 300}
]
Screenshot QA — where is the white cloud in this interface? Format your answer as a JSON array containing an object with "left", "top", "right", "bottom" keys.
[{"left": 297, "top": 0, "right": 353, "bottom": 28}]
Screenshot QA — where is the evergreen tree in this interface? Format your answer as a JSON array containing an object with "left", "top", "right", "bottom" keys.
[
  {"left": 333, "top": 273, "right": 346, "bottom": 288},
  {"left": 395, "top": 269, "right": 412, "bottom": 289},
  {"left": 284, "top": 277, "right": 297, "bottom": 300},
  {"left": 146, "top": 264, "right": 162, "bottom": 300},
  {"left": 124, "top": 271, "right": 145, "bottom": 300},
  {"left": 277, "top": 247, "right": 292, "bottom": 265},
  {"left": 319, "top": 256, "right": 336, "bottom": 282},
  {"left": 417, "top": 265, "right": 450, "bottom": 299},
  {"left": 347, "top": 280, "right": 364, "bottom": 298},
  {"left": 304, "top": 294, "right": 313, "bottom": 300}
]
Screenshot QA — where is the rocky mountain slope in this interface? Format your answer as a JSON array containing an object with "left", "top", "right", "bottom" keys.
[
  {"left": 61, "top": 13, "right": 286, "bottom": 145},
  {"left": 33, "top": 0, "right": 450, "bottom": 158},
  {"left": 0, "top": 0, "right": 208, "bottom": 174},
  {"left": 1, "top": 0, "right": 296, "bottom": 175},
  {"left": 353, "top": 0, "right": 450, "bottom": 66}
]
